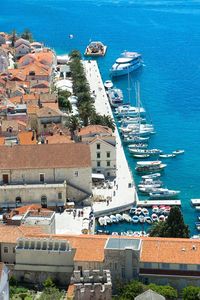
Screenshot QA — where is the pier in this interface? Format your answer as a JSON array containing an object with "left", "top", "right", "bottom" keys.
[{"left": 83, "top": 60, "right": 138, "bottom": 217}]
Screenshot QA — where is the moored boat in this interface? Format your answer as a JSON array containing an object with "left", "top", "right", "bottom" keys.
[
  {"left": 107, "top": 88, "right": 123, "bottom": 107},
  {"left": 133, "top": 154, "right": 150, "bottom": 159},
  {"left": 84, "top": 41, "right": 107, "bottom": 56},
  {"left": 159, "top": 153, "right": 176, "bottom": 158},
  {"left": 136, "top": 161, "right": 167, "bottom": 174},
  {"left": 132, "top": 215, "right": 139, "bottom": 223},
  {"left": 172, "top": 149, "right": 185, "bottom": 155},
  {"left": 149, "top": 189, "right": 180, "bottom": 199},
  {"left": 104, "top": 80, "right": 113, "bottom": 90}
]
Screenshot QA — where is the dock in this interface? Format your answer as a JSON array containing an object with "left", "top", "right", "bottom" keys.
[
  {"left": 83, "top": 60, "right": 137, "bottom": 217},
  {"left": 191, "top": 199, "right": 200, "bottom": 206},
  {"left": 137, "top": 200, "right": 181, "bottom": 207}
]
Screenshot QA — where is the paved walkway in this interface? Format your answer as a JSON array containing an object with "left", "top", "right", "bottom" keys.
[{"left": 83, "top": 60, "right": 138, "bottom": 216}]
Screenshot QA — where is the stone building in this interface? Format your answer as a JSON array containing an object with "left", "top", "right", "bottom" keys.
[
  {"left": 68, "top": 269, "right": 112, "bottom": 300},
  {"left": 0, "top": 143, "right": 92, "bottom": 207}
]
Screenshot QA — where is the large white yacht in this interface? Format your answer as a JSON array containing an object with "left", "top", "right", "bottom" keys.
[{"left": 110, "top": 51, "right": 143, "bottom": 77}]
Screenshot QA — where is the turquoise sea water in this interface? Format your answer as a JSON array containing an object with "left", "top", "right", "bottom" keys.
[{"left": 1, "top": 0, "right": 200, "bottom": 235}]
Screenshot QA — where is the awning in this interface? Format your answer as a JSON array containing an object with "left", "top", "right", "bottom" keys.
[{"left": 92, "top": 173, "right": 105, "bottom": 180}]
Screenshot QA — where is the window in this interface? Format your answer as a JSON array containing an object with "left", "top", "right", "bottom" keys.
[
  {"left": 41, "top": 195, "right": 47, "bottom": 208},
  {"left": 96, "top": 144, "right": 100, "bottom": 150},
  {"left": 40, "top": 174, "right": 45, "bottom": 183},
  {"left": 16, "top": 196, "right": 21, "bottom": 204},
  {"left": 13, "top": 247, "right": 15, "bottom": 253},
  {"left": 107, "top": 161, "right": 111, "bottom": 167},
  {"left": 58, "top": 192, "right": 62, "bottom": 200},
  {"left": 107, "top": 172, "right": 110, "bottom": 177},
  {"left": 4, "top": 247, "right": 8, "bottom": 253},
  {"left": 121, "top": 267, "right": 125, "bottom": 279},
  {"left": 97, "top": 161, "right": 101, "bottom": 167},
  {"left": 2, "top": 174, "right": 9, "bottom": 184},
  {"left": 107, "top": 152, "right": 110, "bottom": 158},
  {"left": 97, "top": 152, "right": 101, "bottom": 159},
  {"left": 161, "top": 263, "right": 170, "bottom": 270},
  {"left": 74, "top": 171, "right": 79, "bottom": 177},
  {"left": 197, "top": 265, "right": 200, "bottom": 271},
  {"left": 144, "top": 262, "right": 152, "bottom": 268},
  {"left": 180, "top": 264, "right": 187, "bottom": 271}
]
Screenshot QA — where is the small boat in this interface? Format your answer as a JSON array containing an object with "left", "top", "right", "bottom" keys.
[
  {"left": 123, "top": 136, "right": 150, "bottom": 144},
  {"left": 195, "top": 206, "right": 200, "bottom": 211},
  {"left": 84, "top": 41, "right": 107, "bottom": 56},
  {"left": 172, "top": 149, "right": 185, "bottom": 155},
  {"left": 135, "top": 207, "right": 142, "bottom": 215},
  {"left": 195, "top": 222, "right": 200, "bottom": 230},
  {"left": 159, "top": 153, "right": 176, "bottom": 158},
  {"left": 115, "top": 213, "right": 123, "bottom": 221},
  {"left": 139, "top": 186, "right": 159, "bottom": 194},
  {"left": 127, "top": 230, "right": 134, "bottom": 236},
  {"left": 110, "top": 51, "right": 143, "bottom": 77},
  {"left": 145, "top": 216, "right": 152, "bottom": 224},
  {"left": 136, "top": 161, "right": 167, "bottom": 174},
  {"left": 129, "top": 207, "right": 137, "bottom": 214},
  {"left": 129, "top": 148, "right": 163, "bottom": 155},
  {"left": 128, "top": 143, "right": 148, "bottom": 149},
  {"left": 98, "top": 217, "right": 105, "bottom": 226},
  {"left": 152, "top": 213, "right": 159, "bottom": 222},
  {"left": 142, "top": 208, "right": 149, "bottom": 216},
  {"left": 122, "top": 213, "right": 132, "bottom": 222},
  {"left": 115, "top": 104, "right": 146, "bottom": 118},
  {"left": 142, "top": 173, "right": 161, "bottom": 179},
  {"left": 107, "top": 88, "right": 123, "bottom": 108},
  {"left": 152, "top": 205, "right": 160, "bottom": 213},
  {"left": 159, "top": 215, "right": 166, "bottom": 222},
  {"left": 133, "top": 154, "right": 150, "bottom": 159},
  {"left": 112, "top": 232, "right": 119, "bottom": 236},
  {"left": 139, "top": 178, "right": 163, "bottom": 186},
  {"left": 104, "top": 215, "right": 112, "bottom": 224},
  {"left": 132, "top": 215, "right": 139, "bottom": 223},
  {"left": 139, "top": 215, "right": 145, "bottom": 223},
  {"left": 110, "top": 215, "right": 118, "bottom": 223},
  {"left": 119, "top": 116, "right": 146, "bottom": 125},
  {"left": 149, "top": 189, "right": 180, "bottom": 199},
  {"left": 104, "top": 80, "right": 113, "bottom": 90}
]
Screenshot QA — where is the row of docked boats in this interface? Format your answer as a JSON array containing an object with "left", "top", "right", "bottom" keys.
[{"left": 97, "top": 230, "right": 148, "bottom": 237}]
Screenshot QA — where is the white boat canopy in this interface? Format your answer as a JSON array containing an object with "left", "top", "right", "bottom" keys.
[{"left": 92, "top": 173, "right": 105, "bottom": 180}]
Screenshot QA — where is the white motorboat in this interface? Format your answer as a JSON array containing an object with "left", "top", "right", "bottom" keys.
[
  {"left": 139, "top": 215, "right": 145, "bottom": 223},
  {"left": 129, "top": 148, "right": 162, "bottom": 155},
  {"left": 115, "top": 105, "right": 146, "bottom": 118},
  {"left": 159, "top": 215, "right": 166, "bottom": 222},
  {"left": 132, "top": 215, "right": 139, "bottom": 223},
  {"left": 159, "top": 153, "right": 176, "bottom": 158},
  {"left": 120, "top": 123, "right": 154, "bottom": 134},
  {"left": 142, "top": 173, "right": 161, "bottom": 179},
  {"left": 119, "top": 116, "right": 146, "bottom": 125},
  {"left": 136, "top": 161, "right": 167, "bottom": 174},
  {"left": 145, "top": 216, "right": 152, "bottom": 224},
  {"left": 152, "top": 206, "right": 160, "bottom": 213},
  {"left": 129, "top": 207, "right": 137, "bottom": 214},
  {"left": 133, "top": 154, "right": 150, "bottom": 159},
  {"left": 115, "top": 213, "right": 123, "bottom": 221},
  {"left": 172, "top": 149, "right": 185, "bottom": 155},
  {"left": 152, "top": 213, "right": 159, "bottom": 222},
  {"left": 122, "top": 213, "right": 132, "bottom": 222},
  {"left": 149, "top": 189, "right": 180, "bottom": 199},
  {"left": 139, "top": 186, "right": 159, "bottom": 194},
  {"left": 123, "top": 136, "right": 150, "bottom": 144},
  {"left": 141, "top": 208, "right": 149, "bottom": 215},
  {"left": 135, "top": 207, "right": 142, "bottom": 215},
  {"left": 84, "top": 41, "right": 107, "bottom": 56},
  {"left": 110, "top": 215, "right": 118, "bottom": 223},
  {"left": 104, "top": 215, "right": 112, "bottom": 224},
  {"left": 110, "top": 51, "right": 143, "bottom": 77},
  {"left": 104, "top": 80, "right": 113, "bottom": 90},
  {"left": 107, "top": 88, "right": 123, "bottom": 107},
  {"left": 139, "top": 178, "right": 163, "bottom": 186},
  {"left": 128, "top": 143, "right": 148, "bottom": 149},
  {"left": 98, "top": 217, "right": 105, "bottom": 226}
]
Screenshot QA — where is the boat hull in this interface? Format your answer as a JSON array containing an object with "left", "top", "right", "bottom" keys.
[{"left": 110, "top": 61, "right": 142, "bottom": 77}]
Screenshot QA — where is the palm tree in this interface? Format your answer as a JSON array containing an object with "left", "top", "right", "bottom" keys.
[
  {"left": 69, "top": 50, "right": 82, "bottom": 60},
  {"left": 21, "top": 28, "right": 33, "bottom": 42},
  {"left": 66, "top": 116, "right": 80, "bottom": 140},
  {"left": 79, "top": 101, "right": 95, "bottom": 126},
  {"left": 10, "top": 29, "right": 17, "bottom": 47}
]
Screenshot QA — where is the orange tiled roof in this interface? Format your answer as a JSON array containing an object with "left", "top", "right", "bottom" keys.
[
  {"left": 0, "top": 137, "right": 5, "bottom": 145},
  {"left": 78, "top": 125, "right": 112, "bottom": 137},
  {"left": 20, "top": 62, "right": 51, "bottom": 76},
  {"left": 46, "top": 134, "right": 73, "bottom": 144},
  {"left": 9, "top": 69, "right": 26, "bottom": 81},
  {"left": 24, "top": 93, "right": 40, "bottom": 102},
  {"left": 18, "top": 131, "right": 37, "bottom": 145},
  {"left": 42, "top": 102, "right": 59, "bottom": 111},
  {"left": 27, "top": 104, "right": 38, "bottom": 114},
  {"left": 13, "top": 204, "right": 42, "bottom": 215},
  {"left": 141, "top": 237, "right": 200, "bottom": 265},
  {"left": 0, "top": 225, "right": 43, "bottom": 244},
  {"left": 9, "top": 96, "right": 22, "bottom": 104}
]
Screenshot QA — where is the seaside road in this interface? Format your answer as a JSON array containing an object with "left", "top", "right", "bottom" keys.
[{"left": 83, "top": 60, "right": 138, "bottom": 216}]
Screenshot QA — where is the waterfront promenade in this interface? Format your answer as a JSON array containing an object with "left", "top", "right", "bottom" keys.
[{"left": 83, "top": 60, "right": 138, "bottom": 217}]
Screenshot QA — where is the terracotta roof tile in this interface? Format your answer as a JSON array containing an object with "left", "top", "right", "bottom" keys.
[
  {"left": 0, "top": 143, "right": 91, "bottom": 169},
  {"left": 36, "top": 106, "right": 62, "bottom": 118},
  {"left": 46, "top": 134, "right": 73, "bottom": 144},
  {"left": 141, "top": 237, "right": 200, "bottom": 265},
  {"left": 0, "top": 225, "right": 43, "bottom": 244},
  {"left": 78, "top": 125, "right": 112, "bottom": 137},
  {"left": 18, "top": 131, "right": 37, "bottom": 145}
]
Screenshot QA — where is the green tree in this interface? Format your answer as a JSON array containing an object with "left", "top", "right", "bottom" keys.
[
  {"left": 182, "top": 286, "right": 200, "bottom": 300},
  {"left": 69, "top": 50, "right": 82, "bottom": 60},
  {"left": 149, "top": 206, "right": 190, "bottom": 238},
  {"left": 58, "top": 90, "right": 72, "bottom": 112},
  {"left": 90, "top": 113, "right": 115, "bottom": 131},
  {"left": 10, "top": 29, "right": 17, "bottom": 47},
  {"left": 21, "top": 29, "right": 33, "bottom": 42},
  {"left": 118, "top": 281, "right": 145, "bottom": 300},
  {"left": 43, "top": 277, "right": 55, "bottom": 289},
  {"left": 79, "top": 101, "right": 95, "bottom": 126},
  {"left": 66, "top": 115, "right": 80, "bottom": 139},
  {"left": 148, "top": 283, "right": 178, "bottom": 299}
]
